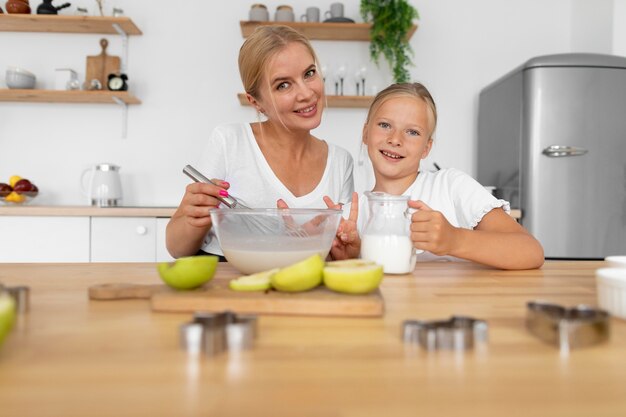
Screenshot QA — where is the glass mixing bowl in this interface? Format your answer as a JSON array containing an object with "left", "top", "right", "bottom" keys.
[{"left": 210, "top": 208, "right": 342, "bottom": 274}]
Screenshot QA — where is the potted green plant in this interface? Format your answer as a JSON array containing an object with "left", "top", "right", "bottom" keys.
[{"left": 360, "top": 0, "right": 419, "bottom": 83}]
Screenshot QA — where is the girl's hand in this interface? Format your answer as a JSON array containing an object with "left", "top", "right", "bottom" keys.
[
  {"left": 179, "top": 179, "right": 230, "bottom": 228},
  {"left": 408, "top": 199, "right": 460, "bottom": 256},
  {"left": 323, "top": 192, "right": 361, "bottom": 260}
]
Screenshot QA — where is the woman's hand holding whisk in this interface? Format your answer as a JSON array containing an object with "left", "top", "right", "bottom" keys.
[{"left": 179, "top": 179, "right": 230, "bottom": 228}]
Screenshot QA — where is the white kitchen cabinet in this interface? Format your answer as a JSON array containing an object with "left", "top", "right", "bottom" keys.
[
  {"left": 156, "top": 217, "right": 175, "bottom": 262},
  {"left": 90, "top": 217, "right": 157, "bottom": 262},
  {"left": 0, "top": 216, "right": 90, "bottom": 262}
]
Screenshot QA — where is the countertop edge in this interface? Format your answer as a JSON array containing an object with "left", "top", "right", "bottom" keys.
[
  {"left": 0, "top": 205, "right": 522, "bottom": 219},
  {"left": 0, "top": 205, "right": 177, "bottom": 217}
]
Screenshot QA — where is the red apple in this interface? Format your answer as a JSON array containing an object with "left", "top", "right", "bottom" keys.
[
  {"left": 0, "top": 183, "right": 12, "bottom": 198},
  {"left": 13, "top": 179, "right": 33, "bottom": 194},
  {"left": 27, "top": 184, "right": 39, "bottom": 197}
]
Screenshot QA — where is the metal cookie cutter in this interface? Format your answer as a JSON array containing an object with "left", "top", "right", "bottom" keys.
[
  {"left": 402, "top": 316, "right": 488, "bottom": 351},
  {"left": 180, "top": 311, "right": 257, "bottom": 356},
  {"left": 0, "top": 283, "right": 30, "bottom": 314},
  {"left": 526, "top": 301, "right": 609, "bottom": 351}
]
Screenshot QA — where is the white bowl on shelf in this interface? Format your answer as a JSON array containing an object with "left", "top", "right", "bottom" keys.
[
  {"left": 596, "top": 267, "right": 626, "bottom": 320},
  {"left": 5, "top": 66, "right": 37, "bottom": 89}
]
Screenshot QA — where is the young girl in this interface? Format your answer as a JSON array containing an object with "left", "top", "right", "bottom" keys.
[
  {"left": 326, "top": 83, "right": 544, "bottom": 270},
  {"left": 166, "top": 26, "right": 354, "bottom": 259}
]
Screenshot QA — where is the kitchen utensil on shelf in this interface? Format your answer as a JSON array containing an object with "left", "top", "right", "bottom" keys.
[
  {"left": 88, "top": 280, "right": 384, "bottom": 317},
  {"left": 5, "top": 66, "right": 36, "bottom": 89},
  {"left": 274, "top": 4, "right": 294, "bottom": 22},
  {"left": 55, "top": 68, "right": 80, "bottom": 90},
  {"left": 248, "top": 3, "right": 269, "bottom": 21},
  {"left": 36, "top": 0, "right": 71, "bottom": 14},
  {"left": 80, "top": 163, "right": 123, "bottom": 207},
  {"left": 182, "top": 164, "right": 309, "bottom": 239},
  {"left": 300, "top": 6, "right": 320, "bottom": 22},
  {"left": 85, "top": 38, "right": 120, "bottom": 91},
  {"left": 324, "top": 2, "right": 344, "bottom": 19},
  {"left": 526, "top": 301, "right": 610, "bottom": 351},
  {"left": 402, "top": 316, "right": 489, "bottom": 351}
]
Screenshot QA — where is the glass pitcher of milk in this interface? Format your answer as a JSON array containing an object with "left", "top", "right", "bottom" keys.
[{"left": 360, "top": 191, "right": 418, "bottom": 274}]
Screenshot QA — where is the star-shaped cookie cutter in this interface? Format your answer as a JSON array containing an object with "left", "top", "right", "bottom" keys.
[
  {"left": 180, "top": 311, "right": 258, "bottom": 356},
  {"left": 0, "top": 283, "right": 30, "bottom": 314},
  {"left": 402, "top": 316, "right": 489, "bottom": 351},
  {"left": 526, "top": 301, "right": 610, "bottom": 351}
]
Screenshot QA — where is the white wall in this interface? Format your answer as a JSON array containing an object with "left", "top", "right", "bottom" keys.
[
  {"left": 0, "top": 0, "right": 620, "bottom": 206},
  {"left": 571, "top": 0, "right": 613, "bottom": 53},
  {"left": 614, "top": 0, "right": 626, "bottom": 56}
]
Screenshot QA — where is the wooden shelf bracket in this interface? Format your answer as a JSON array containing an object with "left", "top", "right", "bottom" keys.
[
  {"left": 111, "top": 96, "right": 128, "bottom": 139},
  {"left": 112, "top": 23, "right": 129, "bottom": 74}
]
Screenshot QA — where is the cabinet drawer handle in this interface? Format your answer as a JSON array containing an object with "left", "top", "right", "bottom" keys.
[
  {"left": 136, "top": 226, "right": 147, "bottom": 235},
  {"left": 542, "top": 145, "right": 588, "bottom": 157}
]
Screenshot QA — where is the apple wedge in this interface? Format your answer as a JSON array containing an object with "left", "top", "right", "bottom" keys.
[
  {"left": 229, "top": 268, "right": 278, "bottom": 291},
  {"left": 271, "top": 254, "right": 324, "bottom": 292},
  {"left": 157, "top": 255, "right": 218, "bottom": 290},
  {"left": 323, "top": 259, "right": 384, "bottom": 294}
]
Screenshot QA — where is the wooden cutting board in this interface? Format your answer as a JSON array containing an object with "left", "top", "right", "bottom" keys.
[
  {"left": 85, "top": 38, "right": 120, "bottom": 88},
  {"left": 89, "top": 278, "right": 384, "bottom": 317}
]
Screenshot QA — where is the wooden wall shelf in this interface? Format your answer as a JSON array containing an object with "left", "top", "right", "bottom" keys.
[
  {"left": 237, "top": 93, "right": 372, "bottom": 109},
  {"left": 0, "top": 89, "right": 141, "bottom": 105},
  {"left": 0, "top": 14, "right": 142, "bottom": 35},
  {"left": 240, "top": 21, "right": 417, "bottom": 41}
]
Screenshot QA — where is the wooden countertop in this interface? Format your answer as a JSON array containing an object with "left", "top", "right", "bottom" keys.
[
  {"left": 0, "top": 261, "right": 623, "bottom": 416},
  {"left": 0, "top": 205, "right": 522, "bottom": 219},
  {"left": 0, "top": 205, "right": 176, "bottom": 217}
]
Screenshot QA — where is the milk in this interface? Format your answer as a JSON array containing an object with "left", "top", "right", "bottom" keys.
[
  {"left": 222, "top": 247, "right": 328, "bottom": 275},
  {"left": 361, "top": 234, "right": 416, "bottom": 274}
]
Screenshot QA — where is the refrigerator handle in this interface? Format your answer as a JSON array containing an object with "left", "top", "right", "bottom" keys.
[{"left": 542, "top": 145, "right": 589, "bottom": 157}]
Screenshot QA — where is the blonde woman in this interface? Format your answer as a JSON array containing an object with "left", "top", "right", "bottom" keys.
[{"left": 166, "top": 26, "right": 354, "bottom": 259}]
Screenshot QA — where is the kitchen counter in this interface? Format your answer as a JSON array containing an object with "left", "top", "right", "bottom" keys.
[
  {"left": 0, "top": 261, "right": 623, "bottom": 416},
  {"left": 0, "top": 205, "right": 176, "bottom": 217},
  {"left": 0, "top": 205, "right": 522, "bottom": 219}
]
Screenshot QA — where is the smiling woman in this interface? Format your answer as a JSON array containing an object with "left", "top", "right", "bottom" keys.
[{"left": 166, "top": 25, "right": 355, "bottom": 260}]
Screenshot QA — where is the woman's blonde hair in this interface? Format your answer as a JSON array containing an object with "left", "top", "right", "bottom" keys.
[
  {"left": 365, "top": 82, "right": 438, "bottom": 137},
  {"left": 238, "top": 25, "right": 320, "bottom": 100}
]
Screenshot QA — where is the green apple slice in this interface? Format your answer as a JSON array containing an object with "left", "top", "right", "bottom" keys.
[
  {"left": 157, "top": 255, "right": 218, "bottom": 290},
  {"left": 323, "top": 261, "right": 384, "bottom": 294},
  {"left": 0, "top": 292, "right": 16, "bottom": 346},
  {"left": 271, "top": 254, "right": 324, "bottom": 292},
  {"left": 229, "top": 268, "right": 278, "bottom": 291}
]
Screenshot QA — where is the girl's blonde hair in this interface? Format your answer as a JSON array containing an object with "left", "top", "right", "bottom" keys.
[
  {"left": 238, "top": 25, "right": 320, "bottom": 100},
  {"left": 365, "top": 83, "right": 438, "bottom": 137}
]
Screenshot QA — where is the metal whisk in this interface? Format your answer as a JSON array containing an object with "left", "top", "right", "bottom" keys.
[{"left": 182, "top": 165, "right": 308, "bottom": 237}]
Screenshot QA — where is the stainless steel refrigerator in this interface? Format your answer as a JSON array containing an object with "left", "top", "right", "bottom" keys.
[{"left": 477, "top": 53, "right": 626, "bottom": 259}]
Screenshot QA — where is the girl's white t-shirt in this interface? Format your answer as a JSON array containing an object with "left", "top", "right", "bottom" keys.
[
  {"left": 197, "top": 123, "right": 354, "bottom": 255},
  {"left": 354, "top": 168, "right": 511, "bottom": 262}
]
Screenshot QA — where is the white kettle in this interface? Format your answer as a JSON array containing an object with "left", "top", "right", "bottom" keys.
[{"left": 81, "top": 163, "right": 123, "bottom": 206}]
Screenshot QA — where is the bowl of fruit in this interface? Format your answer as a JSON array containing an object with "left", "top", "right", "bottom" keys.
[{"left": 0, "top": 175, "right": 39, "bottom": 205}]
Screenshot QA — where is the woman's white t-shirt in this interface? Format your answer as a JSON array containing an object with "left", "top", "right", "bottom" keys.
[
  {"left": 197, "top": 123, "right": 354, "bottom": 255},
  {"left": 355, "top": 168, "right": 510, "bottom": 262}
]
